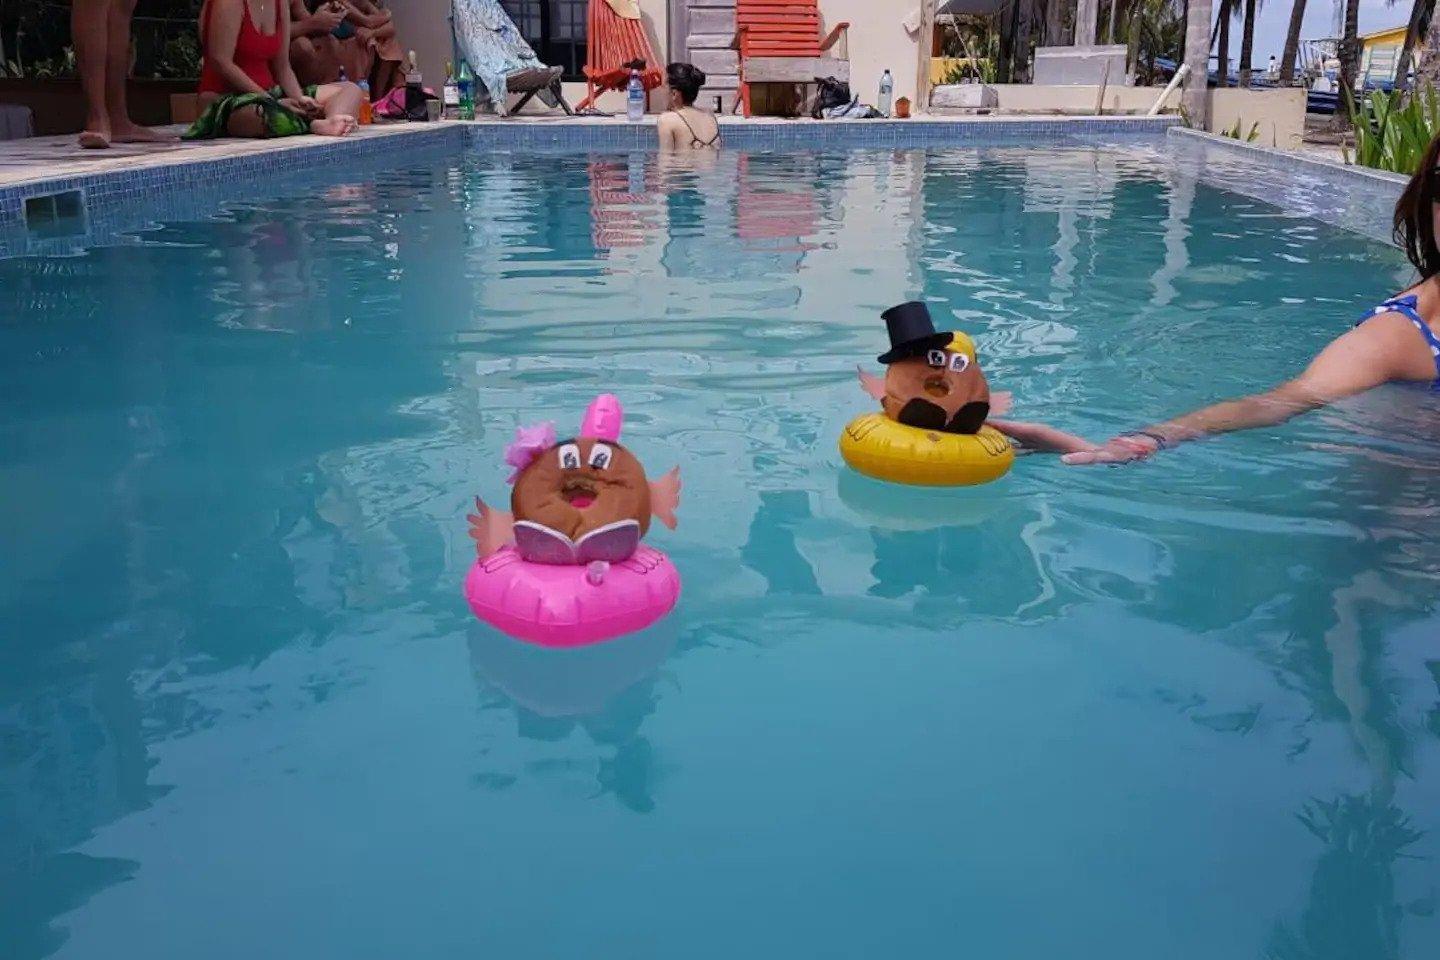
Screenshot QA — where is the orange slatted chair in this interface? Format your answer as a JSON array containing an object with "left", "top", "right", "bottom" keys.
[
  {"left": 733, "top": 0, "right": 849, "bottom": 117},
  {"left": 578, "top": 0, "right": 664, "bottom": 113}
]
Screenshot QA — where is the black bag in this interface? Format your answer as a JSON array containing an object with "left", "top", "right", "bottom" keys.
[{"left": 812, "top": 76, "right": 851, "bottom": 119}]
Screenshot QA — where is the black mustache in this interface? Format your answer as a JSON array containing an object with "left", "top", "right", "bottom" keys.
[{"left": 896, "top": 399, "right": 990, "bottom": 435}]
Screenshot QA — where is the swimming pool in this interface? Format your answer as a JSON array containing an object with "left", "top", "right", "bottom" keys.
[{"left": 3, "top": 142, "right": 1439, "bottom": 959}]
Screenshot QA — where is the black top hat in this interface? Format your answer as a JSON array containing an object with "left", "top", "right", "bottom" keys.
[{"left": 877, "top": 301, "right": 953, "bottom": 364}]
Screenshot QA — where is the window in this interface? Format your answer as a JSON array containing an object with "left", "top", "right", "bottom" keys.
[{"left": 501, "top": 0, "right": 588, "bottom": 82}]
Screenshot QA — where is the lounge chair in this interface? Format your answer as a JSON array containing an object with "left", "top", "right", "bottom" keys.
[
  {"left": 732, "top": 0, "right": 849, "bottom": 117},
  {"left": 451, "top": 0, "right": 573, "bottom": 116},
  {"left": 578, "top": 0, "right": 663, "bottom": 113}
]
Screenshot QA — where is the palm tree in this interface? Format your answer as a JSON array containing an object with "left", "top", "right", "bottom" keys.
[
  {"left": 1216, "top": 0, "right": 1235, "bottom": 86},
  {"left": 1183, "top": 0, "right": 1213, "bottom": 125},
  {"left": 1278, "top": 0, "right": 1307, "bottom": 86},
  {"left": 1237, "top": 0, "right": 1259, "bottom": 86},
  {"left": 1393, "top": 0, "right": 1437, "bottom": 93},
  {"left": 1335, "top": 0, "right": 1360, "bottom": 126},
  {"left": 1340, "top": 0, "right": 1362, "bottom": 89}
]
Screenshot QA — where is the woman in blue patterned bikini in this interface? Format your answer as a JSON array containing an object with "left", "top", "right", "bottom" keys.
[{"left": 999, "top": 135, "right": 1440, "bottom": 464}]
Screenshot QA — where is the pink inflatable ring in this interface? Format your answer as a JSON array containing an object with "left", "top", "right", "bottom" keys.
[{"left": 464, "top": 544, "right": 681, "bottom": 648}]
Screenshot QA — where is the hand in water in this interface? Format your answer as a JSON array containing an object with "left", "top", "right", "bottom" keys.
[{"left": 1061, "top": 433, "right": 1161, "bottom": 465}]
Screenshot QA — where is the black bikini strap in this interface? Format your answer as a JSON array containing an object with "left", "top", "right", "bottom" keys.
[{"left": 673, "top": 110, "right": 718, "bottom": 147}]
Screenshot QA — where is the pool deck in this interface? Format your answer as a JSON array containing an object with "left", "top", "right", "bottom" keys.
[
  {"left": 0, "top": 112, "right": 1170, "bottom": 190},
  {"left": 0, "top": 120, "right": 443, "bottom": 190}
]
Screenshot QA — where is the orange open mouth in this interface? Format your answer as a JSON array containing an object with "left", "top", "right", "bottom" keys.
[{"left": 923, "top": 376, "right": 951, "bottom": 398}]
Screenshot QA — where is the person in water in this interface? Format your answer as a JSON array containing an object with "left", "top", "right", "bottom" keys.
[
  {"left": 999, "top": 136, "right": 1440, "bottom": 464},
  {"left": 186, "top": 0, "right": 362, "bottom": 140},
  {"left": 657, "top": 62, "right": 720, "bottom": 151}
]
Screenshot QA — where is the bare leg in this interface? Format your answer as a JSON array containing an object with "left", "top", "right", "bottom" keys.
[
  {"left": 309, "top": 81, "right": 361, "bottom": 136},
  {"left": 290, "top": 36, "right": 325, "bottom": 87},
  {"left": 107, "top": 0, "right": 176, "bottom": 142},
  {"left": 73, "top": 0, "right": 111, "bottom": 147},
  {"left": 225, "top": 102, "right": 270, "bottom": 138},
  {"left": 370, "top": 57, "right": 401, "bottom": 97}
]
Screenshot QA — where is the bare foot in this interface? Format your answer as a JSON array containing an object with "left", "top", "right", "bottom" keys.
[
  {"left": 78, "top": 128, "right": 111, "bottom": 149},
  {"left": 111, "top": 123, "right": 179, "bottom": 144},
  {"left": 309, "top": 115, "right": 358, "bottom": 136}
]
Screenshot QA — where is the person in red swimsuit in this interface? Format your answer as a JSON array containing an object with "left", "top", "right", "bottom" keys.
[{"left": 193, "top": 0, "right": 361, "bottom": 138}]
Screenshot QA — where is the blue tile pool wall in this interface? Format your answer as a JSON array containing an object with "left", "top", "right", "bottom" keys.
[{"left": 0, "top": 124, "right": 464, "bottom": 258}]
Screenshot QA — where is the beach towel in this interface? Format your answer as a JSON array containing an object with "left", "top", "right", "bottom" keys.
[
  {"left": 452, "top": 0, "right": 559, "bottom": 111},
  {"left": 182, "top": 86, "right": 319, "bottom": 140}
]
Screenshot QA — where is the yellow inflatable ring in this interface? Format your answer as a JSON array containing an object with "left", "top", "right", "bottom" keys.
[{"left": 839, "top": 413, "right": 1014, "bottom": 487}]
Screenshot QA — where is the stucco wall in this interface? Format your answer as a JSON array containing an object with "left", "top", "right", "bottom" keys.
[
  {"left": 1205, "top": 88, "right": 1306, "bottom": 150},
  {"left": 388, "top": 0, "right": 456, "bottom": 94},
  {"left": 816, "top": 0, "right": 921, "bottom": 109},
  {"left": 986, "top": 83, "right": 1179, "bottom": 114}
]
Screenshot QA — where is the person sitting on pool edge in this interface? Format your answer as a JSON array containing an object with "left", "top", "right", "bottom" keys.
[
  {"left": 657, "top": 63, "right": 720, "bottom": 151},
  {"left": 185, "top": 0, "right": 361, "bottom": 141},
  {"left": 994, "top": 132, "right": 1440, "bottom": 464}
]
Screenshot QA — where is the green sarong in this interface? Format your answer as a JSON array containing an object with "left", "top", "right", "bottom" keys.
[{"left": 183, "top": 85, "right": 320, "bottom": 140}]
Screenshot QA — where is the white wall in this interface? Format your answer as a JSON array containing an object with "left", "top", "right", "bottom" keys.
[
  {"left": 983, "top": 83, "right": 1180, "bottom": 114},
  {"left": 818, "top": 0, "right": 920, "bottom": 108}
]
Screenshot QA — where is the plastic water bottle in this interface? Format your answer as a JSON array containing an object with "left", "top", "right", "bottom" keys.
[
  {"left": 458, "top": 60, "right": 475, "bottom": 120},
  {"left": 357, "top": 79, "right": 372, "bottom": 124},
  {"left": 626, "top": 68, "right": 645, "bottom": 122},
  {"left": 442, "top": 60, "right": 459, "bottom": 119},
  {"left": 404, "top": 50, "right": 423, "bottom": 120},
  {"left": 878, "top": 69, "right": 893, "bottom": 117}
]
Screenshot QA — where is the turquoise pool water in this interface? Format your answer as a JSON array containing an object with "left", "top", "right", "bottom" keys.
[{"left": 3, "top": 146, "right": 1439, "bottom": 959}]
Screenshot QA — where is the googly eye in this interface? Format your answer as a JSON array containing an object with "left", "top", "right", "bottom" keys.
[
  {"left": 927, "top": 349, "right": 946, "bottom": 368},
  {"left": 949, "top": 352, "right": 970, "bottom": 373},
  {"left": 558, "top": 443, "right": 581, "bottom": 469},
  {"left": 588, "top": 443, "right": 613, "bottom": 470}
]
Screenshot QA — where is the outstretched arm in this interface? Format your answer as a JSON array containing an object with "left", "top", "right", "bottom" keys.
[{"left": 1063, "top": 311, "right": 1428, "bottom": 465}]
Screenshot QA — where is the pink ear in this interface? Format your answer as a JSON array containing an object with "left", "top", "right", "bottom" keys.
[
  {"left": 649, "top": 467, "right": 681, "bottom": 530},
  {"left": 990, "top": 391, "right": 1013, "bottom": 417},
  {"left": 857, "top": 366, "right": 886, "bottom": 402}
]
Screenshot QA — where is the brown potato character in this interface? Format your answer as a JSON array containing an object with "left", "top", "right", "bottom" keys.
[
  {"left": 468, "top": 395, "right": 681, "bottom": 563},
  {"left": 512, "top": 436, "right": 653, "bottom": 540},
  {"left": 856, "top": 301, "right": 1002, "bottom": 435}
]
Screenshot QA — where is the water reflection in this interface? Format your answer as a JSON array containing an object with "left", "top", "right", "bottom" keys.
[{"left": 467, "top": 622, "right": 677, "bottom": 813}]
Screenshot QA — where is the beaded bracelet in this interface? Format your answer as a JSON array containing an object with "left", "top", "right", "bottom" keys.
[{"left": 1116, "top": 430, "right": 1171, "bottom": 450}]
